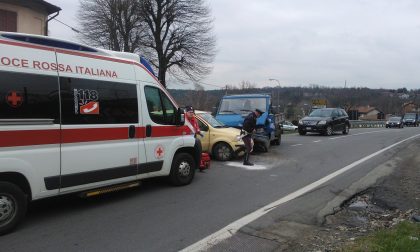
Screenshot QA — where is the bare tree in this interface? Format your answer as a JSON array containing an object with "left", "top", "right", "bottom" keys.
[
  {"left": 78, "top": 0, "right": 216, "bottom": 88},
  {"left": 78, "top": 0, "right": 144, "bottom": 52},
  {"left": 139, "top": 0, "right": 216, "bottom": 87}
]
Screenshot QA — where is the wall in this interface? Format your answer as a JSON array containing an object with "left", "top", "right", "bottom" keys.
[{"left": 0, "top": 3, "right": 47, "bottom": 35}]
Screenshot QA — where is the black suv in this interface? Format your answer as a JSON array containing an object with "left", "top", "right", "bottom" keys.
[
  {"left": 298, "top": 108, "right": 350, "bottom": 136},
  {"left": 402, "top": 113, "right": 419, "bottom": 127}
]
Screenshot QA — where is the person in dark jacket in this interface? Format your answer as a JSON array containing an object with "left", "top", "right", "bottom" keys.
[{"left": 242, "top": 109, "right": 263, "bottom": 166}]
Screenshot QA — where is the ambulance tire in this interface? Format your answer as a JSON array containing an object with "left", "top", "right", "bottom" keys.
[
  {"left": 0, "top": 182, "right": 27, "bottom": 235},
  {"left": 169, "top": 153, "right": 196, "bottom": 186}
]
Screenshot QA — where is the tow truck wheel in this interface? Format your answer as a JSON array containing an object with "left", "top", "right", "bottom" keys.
[
  {"left": 169, "top": 153, "right": 195, "bottom": 186},
  {"left": 0, "top": 182, "right": 27, "bottom": 235}
]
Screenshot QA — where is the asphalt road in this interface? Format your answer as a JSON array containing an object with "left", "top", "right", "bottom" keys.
[{"left": 2, "top": 127, "right": 420, "bottom": 251}]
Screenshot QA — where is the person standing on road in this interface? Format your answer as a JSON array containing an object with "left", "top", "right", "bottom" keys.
[
  {"left": 242, "top": 109, "right": 263, "bottom": 166},
  {"left": 185, "top": 106, "right": 203, "bottom": 170}
]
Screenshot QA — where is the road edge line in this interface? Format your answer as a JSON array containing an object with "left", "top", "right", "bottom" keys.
[{"left": 180, "top": 133, "right": 420, "bottom": 252}]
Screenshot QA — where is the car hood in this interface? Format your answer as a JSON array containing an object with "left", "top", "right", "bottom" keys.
[
  {"left": 211, "top": 126, "right": 242, "bottom": 135},
  {"left": 302, "top": 116, "right": 330, "bottom": 121}
]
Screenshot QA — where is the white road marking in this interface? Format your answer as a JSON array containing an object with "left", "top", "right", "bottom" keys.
[
  {"left": 181, "top": 133, "right": 420, "bottom": 252},
  {"left": 313, "top": 140, "right": 321, "bottom": 143},
  {"left": 329, "top": 130, "right": 388, "bottom": 140},
  {"left": 225, "top": 162, "right": 268, "bottom": 170},
  {"left": 291, "top": 144, "right": 303, "bottom": 147}
]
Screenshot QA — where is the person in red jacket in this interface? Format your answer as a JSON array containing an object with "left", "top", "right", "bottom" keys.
[{"left": 185, "top": 105, "right": 203, "bottom": 170}]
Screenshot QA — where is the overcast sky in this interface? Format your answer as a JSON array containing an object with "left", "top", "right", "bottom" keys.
[{"left": 47, "top": 0, "right": 420, "bottom": 90}]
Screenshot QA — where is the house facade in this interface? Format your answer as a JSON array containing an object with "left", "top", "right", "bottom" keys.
[
  {"left": 0, "top": 0, "right": 60, "bottom": 35},
  {"left": 349, "top": 105, "right": 385, "bottom": 120}
]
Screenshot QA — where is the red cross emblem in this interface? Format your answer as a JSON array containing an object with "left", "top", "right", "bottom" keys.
[
  {"left": 6, "top": 91, "right": 24, "bottom": 108},
  {"left": 155, "top": 145, "right": 164, "bottom": 159}
]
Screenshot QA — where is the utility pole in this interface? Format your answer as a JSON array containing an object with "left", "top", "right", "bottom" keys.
[{"left": 269, "top": 78, "right": 281, "bottom": 113}]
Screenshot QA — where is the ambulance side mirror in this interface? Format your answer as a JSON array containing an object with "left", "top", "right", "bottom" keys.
[{"left": 176, "top": 107, "right": 185, "bottom": 126}]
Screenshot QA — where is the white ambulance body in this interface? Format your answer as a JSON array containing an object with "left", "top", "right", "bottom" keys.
[{"left": 0, "top": 32, "right": 198, "bottom": 235}]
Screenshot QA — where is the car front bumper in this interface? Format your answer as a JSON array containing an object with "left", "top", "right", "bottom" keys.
[
  {"left": 386, "top": 123, "right": 402, "bottom": 128},
  {"left": 298, "top": 124, "right": 327, "bottom": 133}
]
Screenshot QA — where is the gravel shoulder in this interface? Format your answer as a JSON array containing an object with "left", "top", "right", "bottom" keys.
[{"left": 279, "top": 140, "right": 420, "bottom": 251}]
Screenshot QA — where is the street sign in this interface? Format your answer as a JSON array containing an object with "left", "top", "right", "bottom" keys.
[{"left": 312, "top": 99, "right": 327, "bottom": 106}]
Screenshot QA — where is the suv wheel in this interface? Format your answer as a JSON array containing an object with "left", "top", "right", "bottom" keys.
[
  {"left": 343, "top": 124, "right": 349, "bottom": 135},
  {"left": 325, "top": 125, "right": 333, "bottom": 136},
  {"left": 298, "top": 130, "right": 306, "bottom": 135}
]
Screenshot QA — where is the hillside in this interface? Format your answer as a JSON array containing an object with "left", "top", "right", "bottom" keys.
[{"left": 168, "top": 86, "right": 419, "bottom": 120}]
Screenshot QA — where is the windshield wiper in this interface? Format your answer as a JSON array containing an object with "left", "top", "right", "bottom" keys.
[
  {"left": 240, "top": 109, "right": 253, "bottom": 112},
  {"left": 220, "top": 110, "right": 238, "bottom": 114}
]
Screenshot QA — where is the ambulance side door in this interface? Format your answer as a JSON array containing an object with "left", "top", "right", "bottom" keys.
[{"left": 56, "top": 77, "right": 141, "bottom": 193}]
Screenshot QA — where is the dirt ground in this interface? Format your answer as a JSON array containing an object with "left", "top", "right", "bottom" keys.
[{"left": 280, "top": 141, "right": 420, "bottom": 252}]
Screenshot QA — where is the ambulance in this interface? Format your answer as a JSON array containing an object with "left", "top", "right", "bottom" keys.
[{"left": 0, "top": 32, "right": 199, "bottom": 235}]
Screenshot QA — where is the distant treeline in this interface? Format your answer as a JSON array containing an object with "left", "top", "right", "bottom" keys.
[{"left": 168, "top": 86, "right": 419, "bottom": 119}]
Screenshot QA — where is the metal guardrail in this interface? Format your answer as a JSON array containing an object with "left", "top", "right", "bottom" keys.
[{"left": 350, "top": 120, "right": 386, "bottom": 128}]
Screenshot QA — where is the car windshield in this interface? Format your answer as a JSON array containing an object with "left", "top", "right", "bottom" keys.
[
  {"left": 404, "top": 114, "right": 416, "bottom": 119},
  {"left": 389, "top": 117, "right": 401, "bottom": 121},
  {"left": 218, "top": 97, "right": 267, "bottom": 114},
  {"left": 198, "top": 113, "right": 226, "bottom": 128},
  {"left": 308, "top": 109, "right": 333, "bottom": 117}
]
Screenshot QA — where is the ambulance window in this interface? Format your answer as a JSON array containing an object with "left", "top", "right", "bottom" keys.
[
  {"left": 60, "top": 77, "right": 138, "bottom": 124},
  {"left": 144, "top": 86, "right": 176, "bottom": 125},
  {"left": 0, "top": 71, "right": 59, "bottom": 123}
]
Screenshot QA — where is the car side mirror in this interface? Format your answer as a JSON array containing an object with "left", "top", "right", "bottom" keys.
[{"left": 176, "top": 107, "right": 185, "bottom": 126}]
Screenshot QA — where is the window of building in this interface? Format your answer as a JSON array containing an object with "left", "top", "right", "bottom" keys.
[
  {"left": 0, "top": 71, "right": 60, "bottom": 122},
  {"left": 0, "top": 9, "right": 17, "bottom": 32},
  {"left": 60, "top": 77, "right": 138, "bottom": 124},
  {"left": 144, "top": 86, "right": 176, "bottom": 125}
]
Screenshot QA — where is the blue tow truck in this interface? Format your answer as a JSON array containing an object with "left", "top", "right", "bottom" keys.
[{"left": 214, "top": 94, "right": 281, "bottom": 152}]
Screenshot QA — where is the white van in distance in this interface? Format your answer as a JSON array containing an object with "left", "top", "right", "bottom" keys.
[{"left": 0, "top": 32, "right": 199, "bottom": 235}]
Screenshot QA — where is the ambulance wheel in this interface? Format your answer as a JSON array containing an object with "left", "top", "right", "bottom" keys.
[
  {"left": 169, "top": 153, "right": 196, "bottom": 186},
  {"left": 0, "top": 182, "right": 27, "bottom": 235},
  {"left": 213, "top": 142, "right": 233, "bottom": 161}
]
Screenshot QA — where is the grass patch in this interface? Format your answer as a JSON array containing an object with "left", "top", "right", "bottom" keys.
[{"left": 341, "top": 221, "right": 420, "bottom": 252}]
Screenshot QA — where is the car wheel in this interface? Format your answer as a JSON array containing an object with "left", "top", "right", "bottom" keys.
[
  {"left": 0, "top": 182, "right": 27, "bottom": 235},
  {"left": 262, "top": 141, "right": 269, "bottom": 152},
  {"left": 212, "top": 142, "right": 233, "bottom": 161},
  {"left": 169, "top": 153, "right": 195, "bottom": 186},
  {"left": 271, "top": 137, "right": 281, "bottom": 146},
  {"left": 325, "top": 125, "right": 333, "bottom": 136},
  {"left": 342, "top": 124, "right": 349, "bottom": 135},
  {"left": 298, "top": 130, "right": 306, "bottom": 135}
]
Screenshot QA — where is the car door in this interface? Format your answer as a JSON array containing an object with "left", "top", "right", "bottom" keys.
[
  {"left": 331, "top": 109, "right": 341, "bottom": 131},
  {"left": 335, "top": 109, "right": 345, "bottom": 130},
  {"left": 196, "top": 117, "right": 210, "bottom": 152}
]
